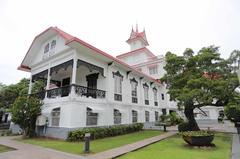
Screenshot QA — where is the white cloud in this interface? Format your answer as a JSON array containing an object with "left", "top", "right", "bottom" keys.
[{"left": 0, "top": 0, "right": 240, "bottom": 84}]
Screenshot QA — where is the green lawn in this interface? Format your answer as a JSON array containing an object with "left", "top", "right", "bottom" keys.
[
  {"left": 0, "top": 144, "right": 15, "bottom": 153},
  {"left": 20, "top": 130, "right": 162, "bottom": 155},
  {"left": 117, "top": 133, "right": 232, "bottom": 159}
]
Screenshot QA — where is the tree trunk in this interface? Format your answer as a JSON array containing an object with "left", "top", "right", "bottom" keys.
[{"left": 184, "top": 107, "right": 200, "bottom": 131}]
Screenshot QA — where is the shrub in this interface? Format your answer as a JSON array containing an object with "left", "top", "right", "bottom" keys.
[
  {"left": 169, "top": 112, "right": 184, "bottom": 125},
  {"left": 180, "top": 130, "right": 214, "bottom": 137},
  {"left": 178, "top": 122, "right": 191, "bottom": 132},
  {"left": 67, "top": 123, "right": 144, "bottom": 142},
  {"left": 224, "top": 102, "right": 240, "bottom": 122}
]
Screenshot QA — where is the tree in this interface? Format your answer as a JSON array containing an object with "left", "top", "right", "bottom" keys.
[
  {"left": 11, "top": 96, "right": 42, "bottom": 137},
  {"left": 162, "top": 46, "right": 239, "bottom": 130},
  {"left": 0, "top": 78, "right": 29, "bottom": 110},
  {"left": 224, "top": 93, "right": 240, "bottom": 122}
]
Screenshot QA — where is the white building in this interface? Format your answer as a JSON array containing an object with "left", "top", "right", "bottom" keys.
[
  {"left": 18, "top": 26, "right": 174, "bottom": 139},
  {"left": 18, "top": 26, "right": 221, "bottom": 138}
]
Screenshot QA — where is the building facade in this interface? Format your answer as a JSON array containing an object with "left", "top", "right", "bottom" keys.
[{"left": 18, "top": 27, "right": 173, "bottom": 139}]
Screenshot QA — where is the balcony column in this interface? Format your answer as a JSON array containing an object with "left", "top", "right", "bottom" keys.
[
  {"left": 28, "top": 75, "right": 33, "bottom": 95},
  {"left": 71, "top": 57, "right": 78, "bottom": 96},
  {"left": 45, "top": 66, "right": 51, "bottom": 98}
]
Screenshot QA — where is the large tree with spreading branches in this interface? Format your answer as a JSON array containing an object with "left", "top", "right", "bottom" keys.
[{"left": 162, "top": 46, "right": 239, "bottom": 130}]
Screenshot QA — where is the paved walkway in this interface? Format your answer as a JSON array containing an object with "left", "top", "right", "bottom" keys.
[
  {"left": 231, "top": 134, "right": 240, "bottom": 159},
  {"left": 88, "top": 131, "right": 177, "bottom": 159},
  {"left": 167, "top": 120, "right": 238, "bottom": 133},
  {"left": 0, "top": 136, "right": 86, "bottom": 159}
]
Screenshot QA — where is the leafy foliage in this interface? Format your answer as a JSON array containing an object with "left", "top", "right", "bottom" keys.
[
  {"left": 162, "top": 46, "right": 239, "bottom": 130},
  {"left": 11, "top": 96, "right": 42, "bottom": 137},
  {"left": 0, "top": 78, "right": 29, "bottom": 110},
  {"left": 224, "top": 102, "right": 240, "bottom": 122}
]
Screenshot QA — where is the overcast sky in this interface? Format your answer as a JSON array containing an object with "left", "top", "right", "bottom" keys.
[{"left": 0, "top": 0, "right": 240, "bottom": 85}]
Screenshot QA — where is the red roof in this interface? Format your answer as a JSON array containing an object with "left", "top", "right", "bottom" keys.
[
  {"left": 18, "top": 27, "right": 160, "bottom": 84},
  {"left": 126, "top": 28, "right": 149, "bottom": 46},
  {"left": 116, "top": 47, "right": 156, "bottom": 59}
]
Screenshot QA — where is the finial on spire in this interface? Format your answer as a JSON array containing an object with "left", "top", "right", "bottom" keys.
[{"left": 136, "top": 23, "right": 138, "bottom": 33}]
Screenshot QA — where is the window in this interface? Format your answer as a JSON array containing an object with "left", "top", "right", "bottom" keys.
[
  {"left": 162, "top": 109, "right": 167, "bottom": 115},
  {"left": 130, "top": 78, "right": 138, "bottom": 103},
  {"left": 155, "top": 111, "right": 159, "bottom": 121},
  {"left": 86, "top": 107, "right": 98, "bottom": 126},
  {"left": 50, "top": 40, "right": 56, "bottom": 50},
  {"left": 145, "top": 111, "right": 150, "bottom": 122},
  {"left": 44, "top": 43, "right": 49, "bottom": 53},
  {"left": 51, "top": 107, "right": 60, "bottom": 126},
  {"left": 114, "top": 109, "right": 121, "bottom": 124},
  {"left": 132, "top": 110, "right": 138, "bottom": 123},
  {"left": 113, "top": 71, "right": 123, "bottom": 101},
  {"left": 143, "top": 83, "right": 149, "bottom": 105},
  {"left": 153, "top": 88, "right": 158, "bottom": 106},
  {"left": 149, "top": 66, "right": 158, "bottom": 75},
  {"left": 161, "top": 93, "right": 165, "bottom": 100}
]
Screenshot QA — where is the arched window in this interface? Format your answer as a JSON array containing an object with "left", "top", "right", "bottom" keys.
[
  {"left": 132, "top": 110, "right": 138, "bottom": 123},
  {"left": 44, "top": 43, "right": 49, "bottom": 53},
  {"left": 113, "top": 71, "right": 123, "bottom": 101},
  {"left": 86, "top": 107, "right": 98, "bottom": 126},
  {"left": 155, "top": 111, "right": 159, "bottom": 121},
  {"left": 153, "top": 87, "right": 158, "bottom": 106},
  {"left": 114, "top": 109, "right": 121, "bottom": 124},
  {"left": 145, "top": 111, "right": 150, "bottom": 122},
  {"left": 51, "top": 107, "right": 60, "bottom": 126},
  {"left": 143, "top": 83, "right": 149, "bottom": 105},
  {"left": 50, "top": 40, "right": 56, "bottom": 50},
  {"left": 130, "top": 78, "right": 138, "bottom": 103}
]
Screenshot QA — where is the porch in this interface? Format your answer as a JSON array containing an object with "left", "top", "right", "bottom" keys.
[{"left": 29, "top": 59, "right": 106, "bottom": 100}]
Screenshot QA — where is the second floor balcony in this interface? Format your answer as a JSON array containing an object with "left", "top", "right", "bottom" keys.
[{"left": 31, "top": 84, "right": 106, "bottom": 100}]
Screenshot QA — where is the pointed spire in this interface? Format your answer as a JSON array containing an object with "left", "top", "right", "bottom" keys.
[{"left": 136, "top": 23, "right": 138, "bottom": 33}]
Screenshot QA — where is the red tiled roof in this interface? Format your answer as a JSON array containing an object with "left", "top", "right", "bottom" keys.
[{"left": 116, "top": 47, "right": 156, "bottom": 59}]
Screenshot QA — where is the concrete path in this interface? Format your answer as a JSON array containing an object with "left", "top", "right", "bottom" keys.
[
  {"left": 231, "top": 134, "right": 240, "bottom": 159},
  {"left": 0, "top": 136, "right": 86, "bottom": 159},
  {"left": 88, "top": 131, "right": 177, "bottom": 159},
  {"left": 167, "top": 120, "right": 237, "bottom": 133}
]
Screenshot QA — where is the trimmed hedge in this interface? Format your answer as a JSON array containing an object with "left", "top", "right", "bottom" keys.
[
  {"left": 178, "top": 122, "right": 191, "bottom": 132},
  {"left": 67, "top": 123, "right": 144, "bottom": 141}
]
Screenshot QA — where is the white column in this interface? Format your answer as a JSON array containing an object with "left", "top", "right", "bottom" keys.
[
  {"left": 71, "top": 57, "right": 77, "bottom": 96},
  {"left": 139, "top": 78, "right": 144, "bottom": 105},
  {"left": 71, "top": 58, "right": 77, "bottom": 84},
  {"left": 28, "top": 75, "right": 33, "bottom": 94},
  {"left": 45, "top": 65, "right": 51, "bottom": 98}
]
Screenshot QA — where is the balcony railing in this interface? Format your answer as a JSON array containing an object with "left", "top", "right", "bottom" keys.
[
  {"left": 30, "top": 91, "right": 46, "bottom": 100},
  {"left": 73, "top": 84, "right": 106, "bottom": 99},
  {"left": 47, "top": 85, "right": 71, "bottom": 98}
]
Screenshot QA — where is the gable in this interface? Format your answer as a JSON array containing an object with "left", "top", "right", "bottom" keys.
[
  {"left": 18, "top": 27, "right": 73, "bottom": 71},
  {"left": 117, "top": 48, "right": 156, "bottom": 66}
]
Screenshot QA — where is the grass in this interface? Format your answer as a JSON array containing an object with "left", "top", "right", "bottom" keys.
[
  {"left": 117, "top": 133, "right": 232, "bottom": 159},
  {"left": 0, "top": 144, "right": 15, "bottom": 153},
  {"left": 20, "top": 130, "right": 163, "bottom": 155}
]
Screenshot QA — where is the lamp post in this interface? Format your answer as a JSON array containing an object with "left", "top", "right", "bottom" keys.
[{"left": 84, "top": 133, "right": 91, "bottom": 153}]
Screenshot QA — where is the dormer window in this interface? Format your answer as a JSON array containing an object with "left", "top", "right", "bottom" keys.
[
  {"left": 44, "top": 43, "right": 49, "bottom": 53},
  {"left": 50, "top": 40, "right": 56, "bottom": 50}
]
